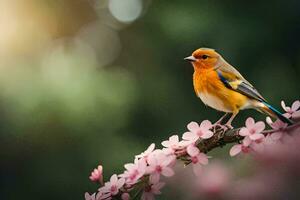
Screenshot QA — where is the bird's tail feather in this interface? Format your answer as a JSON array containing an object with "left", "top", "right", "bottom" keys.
[{"left": 260, "top": 102, "right": 294, "bottom": 125}]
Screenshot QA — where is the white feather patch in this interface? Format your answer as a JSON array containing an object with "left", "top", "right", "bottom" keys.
[{"left": 198, "top": 92, "right": 232, "bottom": 112}]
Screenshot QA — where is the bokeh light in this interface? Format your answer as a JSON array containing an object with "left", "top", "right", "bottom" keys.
[{"left": 108, "top": 0, "right": 143, "bottom": 23}]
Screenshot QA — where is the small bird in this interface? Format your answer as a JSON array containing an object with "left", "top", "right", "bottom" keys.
[{"left": 184, "top": 48, "right": 293, "bottom": 128}]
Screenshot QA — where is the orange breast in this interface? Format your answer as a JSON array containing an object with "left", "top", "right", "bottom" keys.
[{"left": 193, "top": 68, "right": 248, "bottom": 113}]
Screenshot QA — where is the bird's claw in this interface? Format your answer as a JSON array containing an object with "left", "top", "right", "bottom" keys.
[
  {"left": 224, "top": 124, "right": 233, "bottom": 130},
  {"left": 213, "top": 124, "right": 229, "bottom": 132}
]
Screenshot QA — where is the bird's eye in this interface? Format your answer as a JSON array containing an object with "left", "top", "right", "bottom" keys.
[{"left": 201, "top": 55, "right": 208, "bottom": 59}]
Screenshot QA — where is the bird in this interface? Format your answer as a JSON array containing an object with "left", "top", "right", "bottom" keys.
[{"left": 184, "top": 47, "right": 293, "bottom": 128}]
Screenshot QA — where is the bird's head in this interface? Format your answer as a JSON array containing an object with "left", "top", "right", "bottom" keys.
[{"left": 184, "top": 48, "right": 221, "bottom": 69}]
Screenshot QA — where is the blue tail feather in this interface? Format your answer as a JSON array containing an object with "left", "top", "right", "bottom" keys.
[{"left": 262, "top": 102, "right": 294, "bottom": 125}]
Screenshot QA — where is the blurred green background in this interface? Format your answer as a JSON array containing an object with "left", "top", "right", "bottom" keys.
[{"left": 1, "top": 0, "right": 299, "bottom": 199}]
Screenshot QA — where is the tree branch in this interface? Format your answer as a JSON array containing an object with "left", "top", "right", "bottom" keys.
[{"left": 195, "top": 117, "right": 300, "bottom": 154}]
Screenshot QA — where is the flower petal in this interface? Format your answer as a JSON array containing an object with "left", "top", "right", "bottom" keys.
[
  {"left": 161, "top": 167, "right": 174, "bottom": 177},
  {"left": 283, "top": 113, "right": 292, "bottom": 118},
  {"left": 201, "top": 130, "right": 214, "bottom": 139},
  {"left": 293, "top": 111, "right": 300, "bottom": 118},
  {"left": 161, "top": 155, "right": 174, "bottom": 166},
  {"left": 161, "top": 141, "right": 170, "bottom": 148},
  {"left": 239, "top": 127, "right": 249, "bottom": 136},
  {"left": 292, "top": 100, "right": 300, "bottom": 111},
  {"left": 249, "top": 133, "right": 264, "bottom": 141},
  {"left": 182, "top": 131, "right": 197, "bottom": 142},
  {"left": 197, "top": 153, "right": 209, "bottom": 165},
  {"left": 149, "top": 173, "right": 160, "bottom": 184},
  {"left": 187, "top": 121, "right": 199, "bottom": 132},
  {"left": 230, "top": 144, "right": 242, "bottom": 156},
  {"left": 245, "top": 117, "right": 255, "bottom": 128},
  {"left": 254, "top": 121, "right": 265, "bottom": 133},
  {"left": 147, "top": 143, "right": 156, "bottom": 152},
  {"left": 124, "top": 163, "right": 135, "bottom": 170},
  {"left": 187, "top": 145, "right": 199, "bottom": 157},
  {"left": 243, "top": 136, "right": 252, "bottom": 146},
  {"left": 200, "top": 120, "right": 213, "bottom": 130},
  {"left": 169, "top": 135, "right": 179, "bottom": 144},
  {"left": 179, "top": 140, "right": 193, "bottom": 147},
  {"left": 85, "top": 192, "right": 96, "bottom": 200},
  {"left": 117, "top": 178, "right": 125, "bottom": 189},
  {"left": 281, "top": 100, "right": 289, "bottom": 112},
  {"left": 110, "top": 174, "right": 118, "bottom": 184},
  {"left": 147, "top": 153, "right": 157, "bottom": 166}
]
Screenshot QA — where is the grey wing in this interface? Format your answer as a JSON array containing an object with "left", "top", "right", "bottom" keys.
[
  {"left": 215, "top": 58, "right": 252, "bottom": 85},
  {"left": 216, "top": 62, "right": 266, "bottom": 102}
]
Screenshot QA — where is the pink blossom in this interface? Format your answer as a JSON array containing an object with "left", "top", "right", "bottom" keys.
[
  {"left": 85, "top": 192, "right": 96, "bottom": 200},
  {"left": 187, "top": 145, "right": 209, "bottom": 176},
  {"left": 161, "top": 147, "right": 175, "bottom": 156},
  {"left": 136, "top": 143, "right": 155, "bottom": 161},
  {"left": 89, "top": 165, "right": 103, "bottom": 184},
  {"left": 85, "top": 192, "right": 109, "bottom": 200},
  {"left": 266, "top": 117, "right": 287, "bottom": 130},
  {"left": 119, "top": 158, "right": 147, "bottom": 185},
  {"left": 99, "top": 174, "right": 125, "bottom": 196},
  {"left": 182, "top": 120, "right": 214, "bottom": 143},
  {"left": 146, "top": 152, "right": 175, "bottom": 183},
  {"left": 239, "top": 117, "right": 265, "bottom": 140},
  {"left": 250, "top": 137, "right": 265, "bottom": 153},
  {"left": 121, "top": 193, "right": 130, "bottom": 200},
  {"left": 230, "top": 137, "right": 252, "bottom": 156},
  {"left": 162, "top": 135, "right": 187, "bottom": 150},
  {"left": 141, "top": 179, "right": 165, "bottom": 200},
  {"left": 265, "top": 117, "right": 295, "bottom": 145},
  {"left": 265, "top": 117, "right": 288, "bottom": 142},
  {"left": 281, "top": 100, "right": 300, "bottom": 118}
]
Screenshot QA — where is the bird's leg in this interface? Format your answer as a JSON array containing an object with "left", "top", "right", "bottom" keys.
[
  {"left": 214, "top": 113, "right": 230, "bottom": 125},
  {"left": 213, "top": 113, "right": 230, "bottom": 132},
  {"left": 224, "top": 112, "right": 238, "bottom": 129}
]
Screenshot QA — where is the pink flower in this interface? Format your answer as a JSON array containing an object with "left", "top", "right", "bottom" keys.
[
  {"left": 161, "top": 135, "right": 188, "bottom": 155},
  {"left": 182, "top": 120, "right": 214, "bottom": 143},
  {"left": 239, "top": 117, "right": 265, "bottom": 140},
  {"left": 162, "top": 135, "right": 183, "bottom": 149},
  {"left": 85, "top": 192, "right": 109, "bottom": 200},
  {"left": 187, "top": 145, "right": 209, "bottom": 176},
  {"left": 266, "top": 117, "right": 288, "bottom": 141},
  {"left": 119, "top": 158, "right": 147, "bottom": 185},
  {"left": 250, "top": 137, "right": 265, "bottom": 153},
  {"left": 99, "top": 174, "right": 125, "bottom": 196},
  {"left": 136, "top": 143, "right": 155, "bottom": 161},
  {"left": 85, "top": 192, "right": 96, "bottom": 200},
  {"left": 89, "top": 165, "right": 103, "bottom": 184},
  {"left": 141, "top": 179, "right": 165, "bottom": 200},
  {"left": 146, "top": 152, "right": 175, "bottom": 183},
  {"left": 266, "top": 117, "right": 287, "bottom": 131},
  {"left": 230, "top": 137, "right": 252, "bottom": 156},
  {"left": 121, "top": 193, "right": 130, "bottom": 200},
  {"left": 281, "top": 100, "right": 300, "bottom": 118}
]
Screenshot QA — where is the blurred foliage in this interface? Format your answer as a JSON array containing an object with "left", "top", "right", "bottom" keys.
[{"left": 0, "top": 0, "right": 299, "bottom": 199}]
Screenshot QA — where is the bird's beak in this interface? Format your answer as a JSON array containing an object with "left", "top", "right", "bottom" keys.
[{"left": 184, "top": 55, "right": 197, "bottom": 62}]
